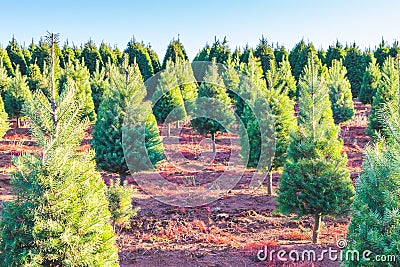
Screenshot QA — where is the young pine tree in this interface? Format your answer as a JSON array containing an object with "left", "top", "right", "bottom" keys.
[
  {"left": 174, "top": 58, "right": 198, "bottom": 116},
  {"left": 277, "top": 57, "right": 354, "bottom": 244},
  {"left": 0, "top": 33, "right": 119, "bottom": 266},
  {"left": 152, "top": 60, "right": 187, "bottom": 137},
  {"left": 367, "top": 56, "right": 399, "bottom": 138},
  {"left": 90, "top": 60, "right": 109, "bottom": 113},
  {"left": 344, "top": 104, "right": 400, "bottom": 267},
  {"left": 326, "top": 59, "right": 355, "bottom": 124},
  {"left": 191, "top": 61, "right": 235, "bottom": 153},
  {"left": 358, "top": 57, "right": 382, "bottom": 104},
  {"left": 92, "top": 63, "right": 164, "bottom": 184},
  {"left": 4, "top": 67, "right": 32, "bottom": 128}
]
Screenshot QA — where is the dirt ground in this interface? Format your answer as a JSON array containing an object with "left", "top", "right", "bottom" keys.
[{"left": 0, "top": 101, "right": 370, "bottom": 267}]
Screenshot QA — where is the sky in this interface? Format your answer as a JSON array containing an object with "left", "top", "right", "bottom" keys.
[{"left": 0, "top": 0, "right": 399, "bottom": 60}]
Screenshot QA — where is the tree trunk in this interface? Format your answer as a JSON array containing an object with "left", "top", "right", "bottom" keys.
[
  {"left": 312, "top": 213, "right": 322, "bottom": 244},
  {"left": 167, "top": 123, "right": 170, "bottom": 137},
  {"left": 176, "top": 121, "right": 179, "bottom": 128},
  {"left": 211, "top": 132, "right": 216, "bottom": 153},
  {"left": 267, "top": 171, "right": 273, "bottom": 196},
  {"left": 16, "top": 116, "right": 19, "bottom": 129},
  {"left": 120, "top": 173, "right": 126, "bottom": 186}
]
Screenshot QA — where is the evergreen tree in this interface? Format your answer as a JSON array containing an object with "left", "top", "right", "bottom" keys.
[
  {"left": 239, "top": 45, "right": 255, "bottom": 64},
  {"left": 152, "top": 60, "right": 187, "bottom": 136},
  {"left": 208, "top": 37, "right": 231, "bottom": 64},
  {"left": 0, "top": 33, "right": 119, "bottom": 266},
  {"left": 344, "top": 103, "right": 400, "bottom": 267},
  {"left": 191, "top": 61, "right": 235, "bottom": 153},
  {"left": 4, "top": 67, "right": 32, "bottom": 128},
  {"left": 26, "top": 63, "right": 45, "bottom": 93},
  {"left": 317, "top": 48, "right": 326, "bottom": 64},
  {"left": 174, "top": 58, "right": 198, "bottom": 116},
  {"left": 367, "top": 56, "right": 399, "bottom": 138},
  {"left": 288, "top": 39, "right": 307, "bottom": 80},
  {"left": 113, "top": 47, "right": 124, "bottom": 65},
  {"left": 162, "top": 39, "right": 188, "bottom": 69},
  {"left": 31, "top": 39, "right": 62, "bottom": 74},
  {"left": 222, "top": 57, "right": 241, "bottom": 101},
  {"left": 0, "top": 60, "right": 12, "bottom": 92},
  {"left": 277, "top": 57, "right": 354, "bottom": 244},
  {"left": 344, "top": 43, "right": 368, "bottom": 98},
  {"left": 59, "top": 60, "right": 96, "bottom": 122},
  {"left": 92, "top": 63, "right": 164, "bottom": 183},
  {"left": 276, "top": 56, "right": 297, "bottom": 99},
  {"left": 147, "top": 45, "right": 161, "bottom": 74},
  {"left": 274, "top": 45, "right": 288, "bottom": 64},
  {"left": 292, "top": 43, "right": 318, "bottom": 82},
  {"left": 254, "top": 37, "right": 275, "bottom": 79},
  {"left": 374, "top": 39, "right": 390, "bottom": 67},
  {"left": 359, "top": 56, "right": 381, "bottom": 104},
  {"left": 232, "top": 48, "right": 242, "bottom": 63},
  {"left": 0, "top": 48, "right": 14, "bottom": 76},
  {"left": 389, "top": 40, "right": 400, "bottom": 59},
  {"left": 90, "top": 60, "right": 109, "bottom": 113},
  {"left": 99, "top": 42, "right": 117, "bottom": 67},
  {"left": 124, "top": 39, "right": 154, "bottom": 81},
  {"left": 193, "top": 44, "right": 211, "bottom": 62},
  {"left": 326, "top": 59, "right": 355, "bottom": 124},
  {"left": 81, "top": 40, "right": 103, "bottom": 75},
  {"left": 6, "top": 37, "right": 28, "bottom": 75},
  {"left": 325, "top": 41, "right": 346, "bottom": 67},
  {"left": 60, "top": 42, "right": 76, "bottom": 68},
  {"left": 261, "top": 60, "right": 297, "bottom": 195}
]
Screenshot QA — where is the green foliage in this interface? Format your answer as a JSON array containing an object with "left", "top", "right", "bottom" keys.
[
  {"left": 239, "top": 45, "right": 255, "bottom": 64},
  {"left": 344, "top": 104, "right": 400, "bottom": 267},
  {"left": 0, "top": 48, "right": 14, "bottom": 76},
  {"left": 222, "top": 57, "right": 240, "bottom": 101},
  {"left": 325, "top": 41, "right": 346, "bottom": 67},
  {"left": 374, "top": 39, "right": 390, "bottom": 67},
  {"left": 264, "top": 60, "right": 297, "bottom": 168},
  {"left": 174, "top": 58, "right": 198, "bottom": 115},
  {"left": 343, "top": 43, "right": 368, "bottom": 98},
  {"left": 99, "top": 42, "right": 117, "bottom": 67},
  {"left": 193, "top": 44, "right": 211, "bottom": 62},
  {"left": 92, "top": 63, "right": 164, "bottom": 178},
  {"left": 254, "top": 37, "right": 275, "bottom": 79},
  {"left": 367, "top": 56, "right": 399, "bottom": 138},
  {"left": 152, "top": 60, "right": 187, "bottom": 124},
  {"left": 6, "top": 37, "right": 28, "bottom": 75},
  {"left": 106, "top": 179, "right": 139, "bottom": 229},
  {"left": 90, "top": 61, "right": 109, "bottom": 113},
  {"left": 276, "top": 56, "right": 297, "bottom": 99},
  {"left": 0, "top": 95, "right": 8, "bottom": 137},
  {"left": 0, "top": 60, "right": 12, "bottom": 92},
  {"left": 191, "top": 61, "right": 235, "bottom": 136},
  {"left": 277, "top": 56, "right": 354, "bottom": 243},
  {"left": 162, "top": 39, "right": 188, "bottom": 70},
  {"left": 0, "top": 82, "right": 119, "bottom": 266},
  {"left": 326, "top": 59, "right": 354, "bottom": 124},
  {"left": 288, "top": 40, "right": 306, "bottom": 80},
  {"left": 81, "top": 40, "right": 103, "bottom": 75},
  {"left": 31, "top": 39, "right": 62, "bottom": 74},
  {"left": 59, "top": 60, "right": 96, "bottom": 122},
  {"left": 4, "top": 68, "right": 32, "bottom": 127},
  {"left": 60, "top": 42, "right": 76, "bottom": 68},
  {"left": 146, "top": 46, "right": 161, "bottom": 74},
  {"left": 124, "top": 40, "right": 154, "bottom": 81},
  {"left": 26, "top": 63, "right": 46, "bottom": 93},
  {"left": 208, "top": 37, "right": 231, "bottom": 64},
  {"left": 359, "top": 56, "right": 381, "bottom": 104},
  {"left": 274, "top": 45, "right": 288, "bottom": 64}
]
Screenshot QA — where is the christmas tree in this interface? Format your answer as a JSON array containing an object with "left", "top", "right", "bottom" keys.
[
  {"left": 326, "top": 59, "right": 355, "bottom": 124},
  {"left": 277, "top": 56, "right": 354, "bottom": 244},
  {"left": 359, "top": 56, "right": 382, "bottom": 104}
]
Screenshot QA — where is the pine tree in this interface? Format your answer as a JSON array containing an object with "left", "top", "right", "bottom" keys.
[
  {"left": 26, "top": 63, "right": 45, "bottom": 93},
  {"left": 276, "top": 56, "right": 297, "bottom": 99},
  {"left": 374, "top": 39, "right": 390, "bottom": 67},
  {"left": 124, "top": 39, "right": 154, "bottom": 81},
  {"left": 239, "top": 45, "right": 255, "bottom": 64},
  {"left": 288, "top": 39, "right": 307, "bottom": 80},
  {"left": 277, "top": 56, "right": 354, "bottom": 244},
  {"left": 367, "top": 56, "right": 399, "bottom": 138},
  {"left": 0, "top": 32, "right": 119, "bottom": 266},
  {"left": 0, "top": 48, "right": 14, "bottom": 77},
  {"left": 326, "top": 59, "right": 355, "bottom": 124},
  {"left": 31, "top": 39, "right": 62, "bottom": 74},
  {"left": 344, "top": 43, "right": 368, "bottom": 98},
  {"left": 0, "top": 62, "right": 9, "bottom": 136},
  {"left": 162, "top": 39, "right": 188, "bottom": 70},
  {"left": 208, "top": 37, "right": 231, "bottom": 64},
  {"left": 191, "top": 60, "right": 235, "bottom": 153},
  {"left": 222, "top": 56, "right": 240, "bottom": 101},
  {"left": 92, "top": 63, "right": 164, "bottom": 183},
  {"left": 152, "top": 60, "right": 187, "bottom": 136},
  {"left": 174, "top": 58, "right": 198, "bottom": 116},
  {"left": 90, "top": 60, "right": 109, "bottom": 113},
  {"left": 344, "top": 103, "right": 400, "bottom": 267},
  {"left": 274, "top": 45, "right": 288, "bottom": 64},
  {"left": 292, "top": 43, "right": 318, "bottom": 82},
  {"left": 147, "top": 45, "right": 161, "bottom": 74},
  {"left": 59, "top": 60, "right": 96, "bottom": 122},
  {"left": 81, "top": 40, "right": 103, "bottom": 75},
  {"left": 0, "top": 59, "right": 12, "bottom": 92},
  {"left": 262, "top": 60, "right": 297, "bottom": 195},
  {"left": 99, "top": 42, "right": 117, "bottom": 67},
  {"left": 359, "top": 56, "right": 381, "bottom": 104},
  {"left": 4, "top": 67, "right": 32, "bottom": 128},
  {"left": 60, "top": 42, "right": 76, "bottom": 68},
  {"left": 254, "top": 37, "right": 275, "bottom": 79},
  {"left": 193, "top": 44, "right": 211, "bottom": 62},
  {"left": 6, "top": 37, "right": 28, "bottom": 75},
  {"left": 325, "top": 41, "right": 346, "bottom": 67}
]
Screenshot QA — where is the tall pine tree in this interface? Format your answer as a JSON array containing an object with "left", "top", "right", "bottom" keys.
[
  {"left": 359, "top": 56, "right": 381, "bottom": 104},
  {"left": 277, "top": 56, "right": 354, "bottom": 244}
]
